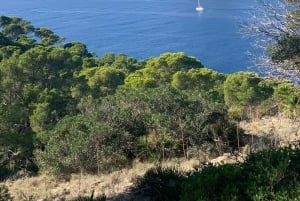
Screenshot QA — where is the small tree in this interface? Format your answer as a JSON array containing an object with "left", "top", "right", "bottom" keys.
[{"left": 224, "top": 72, "right": 272, "bottom": 107}]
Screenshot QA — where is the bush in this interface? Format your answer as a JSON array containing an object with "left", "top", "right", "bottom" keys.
[
  {"left": 37, "top": 115, "right": 132, "bottom": 175},
  {"left": 69, "top": 193, "right": 106, "bottom": 201},
  {"left": 180, "top": 164, "right": 242, "bottom": 201},
  {"left": 180, "top": 146, "right": 300, "bottom": 201},
  {"left": 273, "top": 81, "right": 300, "bottom": 116},
  {"left": 136, "top": 134, "right": 161, "bottom": 162},
  {"left": 135, "top": 166, "right": 187, "bottom": 201},
  {"left": 0, "top": 166, "right": 11, "bottom": 181},
  {"left": 224, "top": 72, "right": 273, "bottom": 120},
  {"left": 242, "top": 146, "right": 300, "bottom": 200}
]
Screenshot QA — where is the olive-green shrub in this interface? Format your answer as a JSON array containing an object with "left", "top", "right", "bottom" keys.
[
  {"left": 242, "top": 146, "right": 300, "bottom": 200},
  {"left": 180, "top": 164, "right": 242, "bottom": 201},
  {"left": 180, "top": 146, "right": 300, "bottom": 201},
  {"left": 69, "top": 193, "right": 106, "bottom": 201},
  {"left": 135, "top": 166, "right": 187, "bottom": 201}
]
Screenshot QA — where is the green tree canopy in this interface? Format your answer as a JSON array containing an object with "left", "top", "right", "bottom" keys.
[
  {"left": 125, "top": 52, "right": 203, "bottom": 89},
  {"left": 35, "top": 27, "right": 64, "bottom": 46},
  {"left": 172, "top": 68, "right": 226, "bottom": 102},
  {"left": 0, "top": 16, "right": 34, "bottom": 41},
  {"left": 78, "top": 66, "right": 126, "bottom": 96},
  {"left": 224, "top": 72, "right": 273, "bottom": 107}
]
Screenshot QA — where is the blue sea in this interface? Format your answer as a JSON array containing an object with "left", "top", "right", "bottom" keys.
[{"left": 1, "top": 0, "right": 261, "bottom": 73}]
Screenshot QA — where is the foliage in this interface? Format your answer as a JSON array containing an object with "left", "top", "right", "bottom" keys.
[
  {"left": 172, "top": 68, "right": 226, "bottom": 102},
  {"left": 35, "top": 27, "right": 64, "bottom": 46},
  {"left": 0, "top": 15, "right": 299, "bottom": 180},
  {"left": 242, "top": 0, "right": 300, "bottom": 80},
  {"left": 124, "top": 52, "right": 203, "bottom": 89},
  {"left": 180, "top": 164, "right": 242, "bottom": 201},
  {"left": 135, "top": 166, "right": 187, "bottom": 201},
  {"left": 97, "top": 53, "right": 141, "bottom": 72},
  {"left": 242, "top": 146, "right": 300, "bottom": 200},
  {"left": 37, "top": 114, "right": 132, "bottom": 174},
  {"left": 78, "top": 66, "right": 126, "bottom": 96},
  {"left": 0, "top": 101, "right": 37, "bottom": 181},
  {"left": 268, "top": 35, "right": 300, "bottom": 67},
  {"left": 180, "top": 146, "right": 300, "bottom": 201},
  {"left": 69, "top": 192, "right": 106, "bottom": 201},
  {"left": 224, "top": 72, "right": 274, "bottom": 120},
  {"left": 136, "top": 134, "right": 162, "bottom": 162},
  {"left": 0, "top": 16, "right": 34, "bottom": 41},
  {"left": 273, "top": 81, "right": 300, "bottom": 116},
  {"left": 140, "top": 86, "right": 239, "bottom": 159},
  {"left": 224, "top": 72, "right": 273, "bottom": 107}
]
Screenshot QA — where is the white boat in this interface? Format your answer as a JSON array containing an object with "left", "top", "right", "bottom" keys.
[{"left": 196, "top": 0, "right": 204, "bottom": 11}]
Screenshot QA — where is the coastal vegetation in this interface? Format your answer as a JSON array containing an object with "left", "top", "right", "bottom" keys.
[
  {"left": 0, "top": 7, "right": 299, "bottom": 200},
  {"left": 242, "top": 0, "right": 300, "bottom": 81}
]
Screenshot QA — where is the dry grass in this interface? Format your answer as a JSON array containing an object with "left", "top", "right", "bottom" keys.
[
  {"left": 1, "top": 162, "right": 149, "bottom": 200},
  {"left": 1, "top": 158, "right": 202, "bottom": 201},
  {"left": 240, "top": 114, "right": 300, "bottom": 145}
]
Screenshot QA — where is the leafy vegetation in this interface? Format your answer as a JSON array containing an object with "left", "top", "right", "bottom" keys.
[
  {"left": 135, "top": 166, "right": 187, "bottom": 201},
  {"left": 180, "top": 146, "right": 300, "bottom": 201},
  {"left": 242, "top": 0, "right": 300, "bottom": 80},
  {"left": 181, "top": 164, "right": 242, "bottom": 201},
  {"left": 69, "top": 193, "right": 106, "bottom": 201},
  {"left": 0, "top": 14, "right": 299, "bottom": 201},
  {"left": 0, "top": 15, "right": 299, "bottom": 180}
]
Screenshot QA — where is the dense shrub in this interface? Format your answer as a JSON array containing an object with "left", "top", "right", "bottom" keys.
[
  {"left": 242, "top": 146, "right": 300, "bottom": 200},
  {"left": 69, "top": 193, "right": 106, "bottom": 201},
  {"left": 136, "top": 134, "right": 165, "bottom": 162},
  {"left": 171, "top": 68, "right": 226, "bottom": 102},
  {"left": 180, "top": 164, "right": 242, "bottom": 201},
  {"left": 180, "top": 146, "right": 300, "bottom": 201},
  {"left": 224, "top": 72, "right": 273, "bottom": 120},
  {"left": 273, "top": 81, "right": 300, "bottom": 116},
  {"left": 37, "top": 115, "right": 132, "bottom": 175},
  {"left": 135, "top": 166, "right": 187, "bottom": 201}
]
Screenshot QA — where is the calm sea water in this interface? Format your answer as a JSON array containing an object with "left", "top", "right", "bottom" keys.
[{"left": 1, "top": 0, "right": 260, "bottom": 73}]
